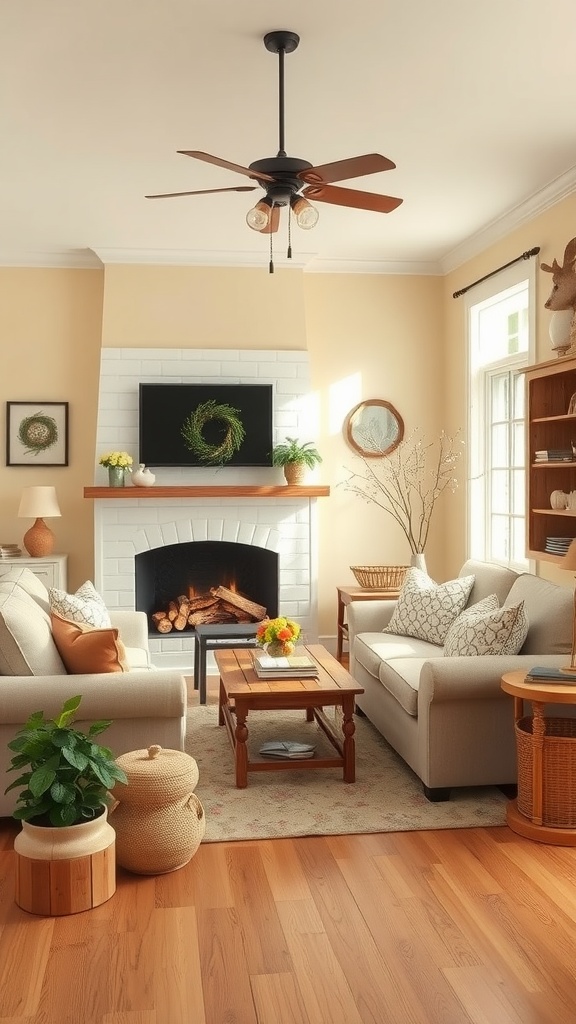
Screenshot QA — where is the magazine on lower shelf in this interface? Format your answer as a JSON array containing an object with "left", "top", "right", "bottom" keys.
[
  {"left": 259, "top": 740, "right": 316, "bottom": 760},
  {"left": 251, "top": 650, "right": 319, "bottom": 678}
]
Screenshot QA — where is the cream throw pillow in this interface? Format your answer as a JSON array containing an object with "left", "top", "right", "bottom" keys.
[
  {"left": 383, "top": 568, "right": 475, "bottom": 646},
  {"left": 50, "top": 612, "right": 128, "bottom": 674},
  {"left": 49, "top": 580, "right": 111, "bottom": 629},
  {"left": 443, "top": 599, "right": 529, "bottom": 657}
]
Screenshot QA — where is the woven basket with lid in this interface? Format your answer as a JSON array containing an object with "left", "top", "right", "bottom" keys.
[{"left": 110, "top": 745, "right": 205, "bottom": 874}]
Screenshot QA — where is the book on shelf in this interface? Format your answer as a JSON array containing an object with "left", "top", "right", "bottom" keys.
[
  {"left": 251, "top": 650, "right": 319, "bottom": 678},
  {"left": 525, "top": 665, "right": 576, "bottom": 683},
  {"left": 532, "top": 448, "right": 569, "bottom": 456},
  {"left": 259, "top": 740, "right": 316, "bottom": 760},
  {"left": 534, "top": 454, "right": 575, "bottom": 462}
]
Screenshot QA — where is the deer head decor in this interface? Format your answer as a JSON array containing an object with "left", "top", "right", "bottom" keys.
[{"left": 541, "top": 237, "right": 576, "bottom": 356}]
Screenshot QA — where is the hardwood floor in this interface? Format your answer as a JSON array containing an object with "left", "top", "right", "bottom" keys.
[{"left": 1, "top": 677, "right": 576, "bottom": 1023}]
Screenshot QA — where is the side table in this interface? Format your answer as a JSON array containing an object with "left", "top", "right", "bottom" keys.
[
  {"left": 336, "top": 585, "right": 400, "bottom": 663},
  {"left": 193, "top": 623, "right": 259, "bottom": 705},
  {"left": 501, "top": 669, "right": 576, "bottom": 845}
]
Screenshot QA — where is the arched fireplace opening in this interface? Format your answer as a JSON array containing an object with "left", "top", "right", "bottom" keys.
[{"left": 135, "top": 540, "right": 279, "bottom": 638}]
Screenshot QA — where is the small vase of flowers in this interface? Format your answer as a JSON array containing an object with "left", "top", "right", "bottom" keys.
[
  {"left": 99, "top": 451, "right": 133, "bottom": 488},
  {"left": 256, "top": 616, "right": 302, "bottom": 657}
]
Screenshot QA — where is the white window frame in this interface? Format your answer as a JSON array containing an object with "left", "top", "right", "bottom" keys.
[{"left": 465, "top": 258, "right": 536, "bottom": 569}]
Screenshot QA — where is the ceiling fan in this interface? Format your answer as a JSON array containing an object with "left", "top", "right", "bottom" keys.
[{"left": 146, "top": 30, "right": 402, "bottom": 264}]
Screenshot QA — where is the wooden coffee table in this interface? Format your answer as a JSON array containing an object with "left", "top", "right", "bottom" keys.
[{"left": 215, "top": 643, "right": 364, "bottom": 788}]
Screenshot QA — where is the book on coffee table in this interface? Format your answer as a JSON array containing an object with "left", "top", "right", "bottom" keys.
[{"left": 251, "top": 650, "right": 319, "bottom": 678}]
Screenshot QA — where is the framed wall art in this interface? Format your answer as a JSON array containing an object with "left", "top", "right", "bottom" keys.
[{"left": 6, "top": 401, "right": 69, "bottom": 466}]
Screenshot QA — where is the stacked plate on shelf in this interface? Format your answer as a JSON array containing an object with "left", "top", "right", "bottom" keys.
[{"left": 544, "top": 537, "right": 573, "bottom": 555}]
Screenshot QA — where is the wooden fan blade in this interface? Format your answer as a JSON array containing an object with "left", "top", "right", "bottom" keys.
[
  {"left": 146, "top": 186, "right": 257, "bottom": 199},
  {"left": 177, "top": 150, "right": 275, "bottom": 183},
  {"left": 300, "top": 154, "right": 396, "bottom": 185},
  {"left": 302, "top": 183, "right": 403, "bottom": 214},
  {"left": 259, "top": 205, "right": 281, "bottom": 234}
]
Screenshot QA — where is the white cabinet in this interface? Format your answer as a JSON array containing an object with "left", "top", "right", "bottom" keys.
[{"left": 0, "top": 554, "right": 68, "bottom": 591}]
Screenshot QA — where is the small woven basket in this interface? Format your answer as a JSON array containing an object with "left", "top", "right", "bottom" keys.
[
  {"left": 350, "top": 565, "right": 409, "bottom": 589},
  {"left": 516, "top": 716, "right": 576, "bottom": 827}
]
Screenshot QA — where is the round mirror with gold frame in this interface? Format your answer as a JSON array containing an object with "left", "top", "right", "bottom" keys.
[{"left": 344, "top": 399, "right": 404, "bottom": 458}]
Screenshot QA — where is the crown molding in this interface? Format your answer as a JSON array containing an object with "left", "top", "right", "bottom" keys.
[
  {"left": 91, "top": 248, "right": 442, "bottom": 275},
  {"left": 441, "top": 164, "right": 576, "bottom": 274},
  {"left": 303, "top": 256, "right": 442, "bottom": 275},
  {"left": 90, "top": 247, "right": 313, "bottom": 269},
  {"left": 0, "top": 249, "right": 103, "bottom": 269}
]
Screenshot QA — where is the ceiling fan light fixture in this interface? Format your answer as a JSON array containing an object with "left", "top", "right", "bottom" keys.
[
  {"left": 291, "top": 196, "right": 319, "bottom": 230},
  {"left": 246, "top": 199, "right": 273, "bottom": 231}
]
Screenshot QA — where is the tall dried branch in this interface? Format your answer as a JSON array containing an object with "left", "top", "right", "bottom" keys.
[{"left": 342, "top": 430, "right": 464, "bottom": 555}]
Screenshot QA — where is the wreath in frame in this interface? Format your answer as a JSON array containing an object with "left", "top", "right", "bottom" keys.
[{"left": 181, "top": 400, "right": 246, "bottom": 465}]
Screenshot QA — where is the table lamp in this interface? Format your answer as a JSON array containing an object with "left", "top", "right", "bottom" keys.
[
  {"left": 561, "top": 537, "right": 576, "bottom": 671},
  {"left": 18, "top": 485, "right": 61, "bottom": 557}
]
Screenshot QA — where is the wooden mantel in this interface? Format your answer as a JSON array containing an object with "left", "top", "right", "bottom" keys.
[{"left": 84, "top": 485, "right": 331, "bottom": 499}]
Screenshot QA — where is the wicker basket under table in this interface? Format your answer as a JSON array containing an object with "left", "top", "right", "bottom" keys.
[{"left": 516, "top": 716, "right": 576, "bottom": 828}]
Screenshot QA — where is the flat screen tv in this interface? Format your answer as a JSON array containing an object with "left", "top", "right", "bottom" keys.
[{"left": 139, "top": 383, "right": 274, "bottom": 467}]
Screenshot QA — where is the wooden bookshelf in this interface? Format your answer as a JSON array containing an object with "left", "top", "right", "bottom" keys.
[{"left": 525, "top": 355, "right": 576, "bottom": 561}]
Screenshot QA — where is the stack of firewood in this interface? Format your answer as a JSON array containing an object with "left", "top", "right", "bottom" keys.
[{"left": 151, "top": 586, "right": 267, "bottom": 634}]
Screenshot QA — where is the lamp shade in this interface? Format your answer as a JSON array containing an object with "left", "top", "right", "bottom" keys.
[
  {"left": 18, "top": 486, "right": 61, "bottom": 520},
  {"left": 562, "top": 538, "right": 576, "bottom": 571}
]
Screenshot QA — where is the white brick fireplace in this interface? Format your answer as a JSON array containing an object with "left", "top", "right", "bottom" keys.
[{"left": 89, "top": 347, "right": 325, "bottom": 669}]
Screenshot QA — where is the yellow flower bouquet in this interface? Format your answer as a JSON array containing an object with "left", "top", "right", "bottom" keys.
[
  {"left": 99, "top": 451, "right": 133, "bottom": 469},
  {"left": 256, "top": 616, "right": 301, "bottom": 656}
]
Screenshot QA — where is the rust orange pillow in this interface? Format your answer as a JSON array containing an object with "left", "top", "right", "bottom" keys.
[{"left": 50, "top": 611, "right": 129, "bottom": 674}]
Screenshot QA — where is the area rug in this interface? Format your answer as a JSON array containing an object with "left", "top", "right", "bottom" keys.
[{"left": 186, "top": 705, "right": 508, "bottom": 842}]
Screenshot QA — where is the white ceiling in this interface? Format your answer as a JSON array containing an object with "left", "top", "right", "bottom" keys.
[{"left": 4, "top": 0, "right": 576, "bottom": 273}]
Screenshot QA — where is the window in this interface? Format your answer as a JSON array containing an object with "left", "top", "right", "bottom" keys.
[{"left": 466, "top": 261, "right": 536, "bottom": 569}]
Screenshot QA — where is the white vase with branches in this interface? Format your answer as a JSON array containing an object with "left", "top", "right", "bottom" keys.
[{"left": 343, "top": 429, "right": 464, "bottom": 563}]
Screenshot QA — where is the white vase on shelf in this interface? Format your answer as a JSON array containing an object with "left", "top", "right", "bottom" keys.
[{"left": 132, "top": 464, "right": 156, "bottom": 487}]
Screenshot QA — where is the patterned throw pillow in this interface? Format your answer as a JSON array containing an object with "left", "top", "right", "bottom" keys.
[
  {"left": 383, "top": 568, "right": 475, "bottom": 646},
  {"left": 444, "top": 600, "right": 529, "bottom": 657},
  {"left": 49, "top": 580, "right": 111, "bottom": 629}
]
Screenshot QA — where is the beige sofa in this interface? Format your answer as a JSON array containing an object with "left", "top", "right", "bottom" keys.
[
  {"left": 348, "top": 559, "right": 574, "bottom": 800},
  {"left": 0, "top": 567, "right": 187, "bottom": 817}
]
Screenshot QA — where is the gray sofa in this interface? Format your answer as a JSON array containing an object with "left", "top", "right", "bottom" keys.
[
  {"left": 0, "top": 567, "right": 187, "bottom": 817},
  {"left": 348, "top": 559, "right": 574, "bottom": 800}
]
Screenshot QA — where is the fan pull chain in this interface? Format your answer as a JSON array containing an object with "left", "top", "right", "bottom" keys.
[
  {"left": 287, "top": 207, "right": 292, "bottom": 260},
  {"left": 269, "top": 229, "right": 274, "bottom": 274}
]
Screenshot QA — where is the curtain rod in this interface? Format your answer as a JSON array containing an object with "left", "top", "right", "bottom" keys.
[{"left": 452, "top": 246, "right": 540, "bottom": 299}]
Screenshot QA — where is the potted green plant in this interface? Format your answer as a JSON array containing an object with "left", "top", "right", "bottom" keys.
[
  {"left": 5, "top": 694, "right": 128, "bottom": 915},
  {"left": 271, "top": 436, "right": 323, "bottom": 485},
  {"left": 6, "top": 694, "right": 127, "bottom": 826}
]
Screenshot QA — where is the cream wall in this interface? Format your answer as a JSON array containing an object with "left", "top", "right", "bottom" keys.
[
  {"left": 100, "top": 265, "right": 308, "bottom": 349},
  {"left": 0, "top": 268, "right": 104, "bottom": 587}
]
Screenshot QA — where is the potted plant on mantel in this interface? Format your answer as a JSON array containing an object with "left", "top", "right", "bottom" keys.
[
  {"left": 271, "top": 437, "right": 323, "bottom": 485},
  {"left": 5, "top": 694, "right": 127, "bottom": 915}
]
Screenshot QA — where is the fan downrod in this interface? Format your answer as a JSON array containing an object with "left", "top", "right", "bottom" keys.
[{"left": 264, "top": 30, "right": 299, "bottom": 54}]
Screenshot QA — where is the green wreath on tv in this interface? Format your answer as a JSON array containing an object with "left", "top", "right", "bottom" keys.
[{"left": 181, "top": 400, "right": 246, "bottom": 465}]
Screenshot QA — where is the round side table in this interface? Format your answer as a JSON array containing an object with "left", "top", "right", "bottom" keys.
[{"left": 501, "top": 670, "right": 576, "bottom": 845}]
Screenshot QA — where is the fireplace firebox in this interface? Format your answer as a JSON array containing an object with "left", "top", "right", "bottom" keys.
[{"left": 135, "top": 540, "right": 279, "bottom": 636}]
